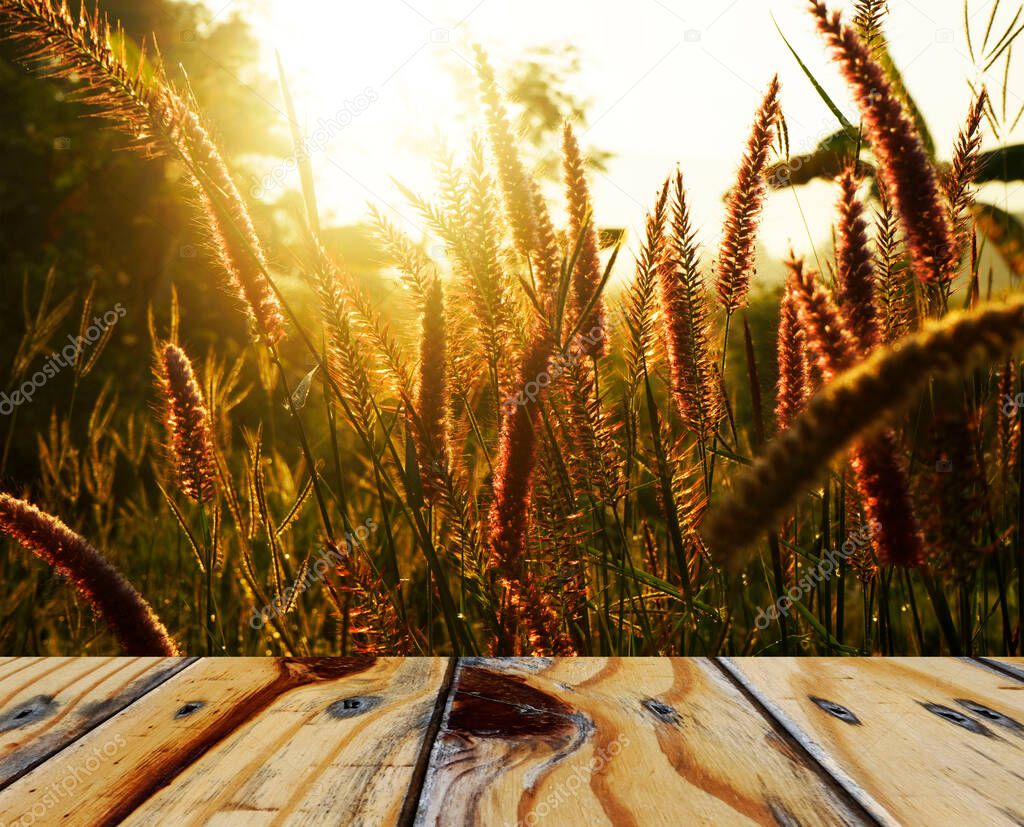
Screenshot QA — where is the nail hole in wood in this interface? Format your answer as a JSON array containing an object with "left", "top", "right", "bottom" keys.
[
  {"left": 643, "top": 698, "right": 681, "bottom": 726},
  {"left": 327, "top": 695, "right": 380, "bottom": 719},
  {"left": 955, "top": 699, "right": 1023, "bottom": 733},
  {"left": 920, "top": 702, "right": 992, "bottom": 736},
  {"left": 809, "top": 696, "right": 861, "bottom": 725},
  {"left": 174, "top": 701, "right": 205, "bottom": 719}
]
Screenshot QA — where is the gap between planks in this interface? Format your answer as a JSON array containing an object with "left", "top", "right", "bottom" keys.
[
  {"left": 714, "top": 658, "right": 890, "bottom": 826},
  {"left": 0, "top": 656, "right": 198, "bottom": 792},
  {"left": 397, "top": 655, "right": 457, "bottom": 826}
]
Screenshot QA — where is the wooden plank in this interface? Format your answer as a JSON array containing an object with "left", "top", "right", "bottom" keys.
[
  {"left": 722, "top": 657, "right": 1024, "bottom": 826},
  {"left": 0, "top": 657, "right": 192, "bottom": 788},
  {"left": 414, "top": 657, "right": 869, "bottom": 826},
  {"left": 0, "top": 657, "right": 447, "bottom": 826}
]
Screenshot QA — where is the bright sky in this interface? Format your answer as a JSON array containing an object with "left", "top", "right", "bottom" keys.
[{"left": 202, "top": 0, "right": 1024, "bottom": 277}]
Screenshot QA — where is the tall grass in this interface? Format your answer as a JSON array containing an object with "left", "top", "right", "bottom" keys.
[{"left": 0, "top": 0, "right": 1022, "bottom": 656}]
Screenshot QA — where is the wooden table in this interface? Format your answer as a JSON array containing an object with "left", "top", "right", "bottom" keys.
[{"left": 0, "top": 658, "right": 1020, "bottom": 825}]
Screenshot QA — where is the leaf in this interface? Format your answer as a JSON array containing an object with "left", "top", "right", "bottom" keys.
[
  {"left": 974, "top": 143, "right": 1024, "bottom": 184},
  {"left": 973, "top": 201, "right": 1024, "bottom": 276},
  {"left": 766, "top": 129, "right": 874, "bottom": 189},
  {"left": 773, "top": 15, "right": 858, "bottom": 140},
  {"left": 285, "top": 365, "right": 318, "bottom": 412},
  {"left": 156, "top": 482, "right": 205, "bottom": 574}
]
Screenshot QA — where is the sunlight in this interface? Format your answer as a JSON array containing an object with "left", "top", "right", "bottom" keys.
[
  {"left": 216, "top": 0, "right": 1024, "bottom": 276},
  {"left": 6, "top": 0, "right": 1024, "bottom": 684},
  {"left": 239, "top": 1, "right": 472, "bottom": 231}
]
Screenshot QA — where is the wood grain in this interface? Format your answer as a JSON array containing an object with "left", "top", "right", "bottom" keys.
[
  {"left": 0, "top": 657, "right": 448, "bottom": 826},
  {"left": 0, "top": 656, "right": 192, "bottom": 788},
  {"left": 414, "top": 658, "right": 868, "bottom": 826},
  {"left": 722, "top": 657, "right": 1024, "bottom": 826}
]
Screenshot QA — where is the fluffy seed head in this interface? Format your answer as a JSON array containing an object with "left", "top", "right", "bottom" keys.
[
  {"left": 835, "top": 168, "right": 881, "bottom": 353},
  {"left": 157, "top": 343, "right": 217, "bottom": 503},
  {"left": 181, "top": 111, "right": 286, "bottom": 344},
  {"left": 562, "top": 122, "right": 606, "bottom": 357},
  {"left": 660, "top": 170, "right": 724, "bottom": 438},
  {"left": 415, "top": 278, "right": 449, "bottom": 499},
  {"left": 0, "top": 493, "right": 179, "bottom": 655},
  {"left": 775, "top": 272, "right": 810, "bottom": 432},
  {"left": 810, "top": 1, "right": 955, "bottom": 285},
  {"left": 944, "top": 89, "right": 988, "bottom": 275},
  {"left": 703, "top": 296, "right": 1024, "bottom": 564},
  {"left": 716, "top": 75, "right": 781, "bottom": 313}
]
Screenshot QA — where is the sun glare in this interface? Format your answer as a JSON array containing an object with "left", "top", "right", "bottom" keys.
[{"left": 222, "top": 0, "right": 1024, "bottom": 273}]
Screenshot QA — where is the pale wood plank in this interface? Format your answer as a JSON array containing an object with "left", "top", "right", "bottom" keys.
[
  {"left": 414, "top": 658, "right": 868, "bottom": 826},
  {"left": 723, "top": 657, "right": 1024, "bottom": 826},
  {"left": 0, "top": 657, "right": 447, "bottom": 827},
  {"left": 0, "top": 656, "right": 192, "bottom": 787}
]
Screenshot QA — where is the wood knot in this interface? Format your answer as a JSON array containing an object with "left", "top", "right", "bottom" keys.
[
  {"left": 447, "top": 666, "right": 581, "bottom": 743},
  {"left": 0, "top": 695, "right": 57, "bottom": 732},
  {"left": 174, "top": 701, "right": 205, "bottom": 719}
]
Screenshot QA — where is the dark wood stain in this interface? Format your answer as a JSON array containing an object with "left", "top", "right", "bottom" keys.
[
  {"left": 95, "top": 657, "right": 375, "bottom": 826},
  {"left": 0, "top": 695, "right": 56, "bottom": 733},
  {"left": 446, "top": 666, "right": 577, "bottom": 742}
]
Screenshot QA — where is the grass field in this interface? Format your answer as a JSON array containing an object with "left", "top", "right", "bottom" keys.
[{"left": 0, "top": 0, "right": 1023, "bottom": 657}]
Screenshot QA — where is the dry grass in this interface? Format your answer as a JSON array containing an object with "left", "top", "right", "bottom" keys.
[{"left": 0, "top": 0, "right": 1022, "bottom": 657}]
